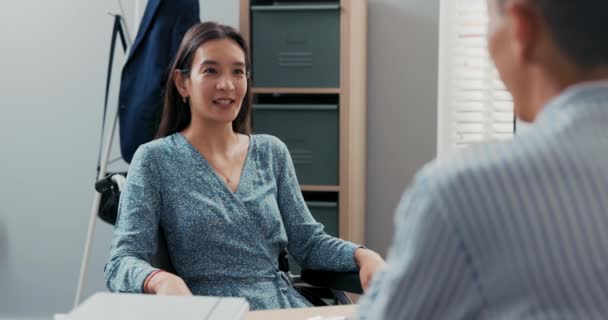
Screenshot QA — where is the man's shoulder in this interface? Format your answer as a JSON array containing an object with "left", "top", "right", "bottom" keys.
[{"left": 421, "top": 134, "right": 547, "bottom": 194}]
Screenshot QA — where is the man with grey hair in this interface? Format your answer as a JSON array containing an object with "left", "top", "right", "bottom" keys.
[{"left": 356, "top": 0, "right": 608, "bottom": 318}]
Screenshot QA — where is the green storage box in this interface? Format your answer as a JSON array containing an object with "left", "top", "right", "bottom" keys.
[
  {"left": 251, "top": 3, "right": 340, "bottom": 88},
  {"left": 288, "top": 201, "right": 339, "bottom": 274},
  {"left": 253, "top": 104, "right": 339, "bottom": 185},
  {"left": 308, "top": 201, "right": 339, "bottom": 237}
]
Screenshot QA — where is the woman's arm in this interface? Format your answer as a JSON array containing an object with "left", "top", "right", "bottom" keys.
[
  {"left": 104, "top": 145, "right": 166, "bottom": 293},
  {"left": 274, "top": 140, "right": 359, "bottom": 272},
  {"left": 355, "top": 247, "right": 385, "bottom": 292}
]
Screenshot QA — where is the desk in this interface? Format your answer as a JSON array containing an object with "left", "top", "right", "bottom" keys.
[{"left": 246, "top": 305, "right": 357, "bottom": 320}]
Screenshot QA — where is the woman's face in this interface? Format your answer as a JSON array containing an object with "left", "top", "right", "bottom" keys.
[{"left": 179, "top": 38, "right": 248, "bottom": 125}]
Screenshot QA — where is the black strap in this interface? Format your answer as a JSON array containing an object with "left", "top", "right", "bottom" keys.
[{"left": 97, "top": 15, "right": 128, "bottom": 175}]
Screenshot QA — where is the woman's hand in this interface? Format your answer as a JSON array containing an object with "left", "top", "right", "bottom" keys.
[
  {"left": 354, "top": 248, "right": 385, "bottom": 293},
  {"left": 145, "top": 271, "right": 193, "bottom": 296}
]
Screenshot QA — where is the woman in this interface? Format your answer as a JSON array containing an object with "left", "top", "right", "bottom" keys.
[{"left": 104, "top": 22, "right": 384, "bottom": 310}]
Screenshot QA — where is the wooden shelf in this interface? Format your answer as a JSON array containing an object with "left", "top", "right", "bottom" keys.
[
  {"left": 300, "top": 185, "right": 340, "bottom": 192},
  {"left": 241, "top": 0, "right": 367, "bottom": 244},
  {"left": 252, "top": 88, "right": 341, "bottom": 95}
]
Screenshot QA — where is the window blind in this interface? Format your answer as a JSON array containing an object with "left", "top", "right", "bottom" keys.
[{"left": 437, "top": 0, "right": 514, "bottom": 157}]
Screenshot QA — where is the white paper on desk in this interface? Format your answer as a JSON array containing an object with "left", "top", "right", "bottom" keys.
[
  {"left": 68, "top": 292, "right": 249, "bottom": 320},
  {"left": 307, "top": 316, "right": 348, "bottom": 320}
]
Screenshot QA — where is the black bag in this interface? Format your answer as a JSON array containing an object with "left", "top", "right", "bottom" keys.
[
  {"left": 96, "top": 172, "right": 126, "bottom": 225},
  {"left": 98, "top": 188, "right": 120, "bottom": 225}
]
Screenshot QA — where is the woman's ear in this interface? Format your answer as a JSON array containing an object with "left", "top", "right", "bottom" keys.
[{"left": 173, "top": 69, "right": 189, "bottom": 98}]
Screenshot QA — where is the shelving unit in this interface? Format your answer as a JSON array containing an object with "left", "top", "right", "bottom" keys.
[
  {"left": 251, "top": 88, "right": 341, "bottom": 94},
  {"left": 240, "top": 0, "right": 367, "bottom": 245}
]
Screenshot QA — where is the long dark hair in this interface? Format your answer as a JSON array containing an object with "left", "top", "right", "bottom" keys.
[{"left": 155, "top": 22, "right": 252, "bottom": 138}]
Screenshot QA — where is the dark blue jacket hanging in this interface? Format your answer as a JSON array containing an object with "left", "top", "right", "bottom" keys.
[{"left": 119, "top": 0, "right": 199, "bottom": 163}]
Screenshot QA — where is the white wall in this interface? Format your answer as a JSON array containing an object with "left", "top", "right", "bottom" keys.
[
  {"left": 200, "top": 0, "right": 239, "bottom": 27},
  {"left": 366, "top": 0, "right": 439, "bottom": 254},
  {"left": 0, "top": 1, "right": 113, "bottom": 318},
  {"left": 0, "top": 0, "right": 437, "bottom": 318}
]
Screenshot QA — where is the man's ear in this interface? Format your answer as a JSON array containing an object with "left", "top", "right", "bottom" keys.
[
  {"left": 505, "top": 0, "right": 541, "bottom": 64},
  {"left": 174, "top": 69, "right": 190, "bottom": 98}
]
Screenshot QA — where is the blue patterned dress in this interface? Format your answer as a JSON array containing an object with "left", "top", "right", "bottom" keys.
[{"left": 104, "top": 133, "right": 359, "bottom": 310}]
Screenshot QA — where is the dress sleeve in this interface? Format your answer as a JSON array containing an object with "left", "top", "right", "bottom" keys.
[
  {"left": 274, "top": 140, "right": 359, "bottom": 271},
  {"left": 104, "top": 145, "right": 162, "bottom": 292}
]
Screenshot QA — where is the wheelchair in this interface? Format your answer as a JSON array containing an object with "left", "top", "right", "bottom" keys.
[{"left": 96, "top": 172, "right": 363, "bottom": 306}]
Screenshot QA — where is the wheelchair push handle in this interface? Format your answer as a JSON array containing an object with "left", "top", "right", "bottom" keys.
[{"left": 95, "top": 173, "right": 126, "bottom": 194}]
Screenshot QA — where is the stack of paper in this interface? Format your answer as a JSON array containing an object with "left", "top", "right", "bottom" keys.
[{"left": 66, "top": 292, "right": 249, "bottom": 320}]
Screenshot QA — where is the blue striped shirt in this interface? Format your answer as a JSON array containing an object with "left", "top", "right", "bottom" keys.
[{"left": 357, "top": 82, "right": 608, "bottom": 319}]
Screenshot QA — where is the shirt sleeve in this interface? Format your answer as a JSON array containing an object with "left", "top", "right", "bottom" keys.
[
  {"left": 274, "top": 140, "right": 359, "bottom": 271},
  {"left": 356, "top": 170, "right": 484, "bottom": 320},
  {"left": 104, "top": 145, "right": 162, "bottom": 293}
]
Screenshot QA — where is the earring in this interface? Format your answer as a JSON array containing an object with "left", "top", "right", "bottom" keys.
[{"left": 182, "top": 96, "right": 187, "bottom": 104}]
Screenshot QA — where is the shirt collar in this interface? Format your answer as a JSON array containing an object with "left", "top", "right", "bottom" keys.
[{"left": 535, "top": 80, "right": 608, "bottom": 125}]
